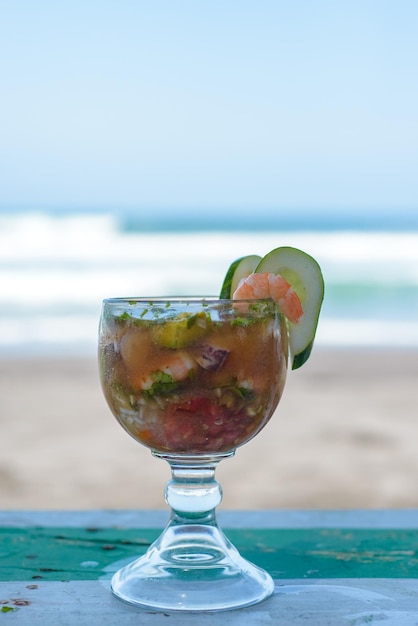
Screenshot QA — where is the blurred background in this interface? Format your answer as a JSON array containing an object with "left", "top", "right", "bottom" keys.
[{"left": 1, "top": 1, "right": 417, "bottom": 510}]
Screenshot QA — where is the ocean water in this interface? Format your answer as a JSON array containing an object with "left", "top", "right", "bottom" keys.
[{"left": 1, "top": 209, "right": 418, "bottom": 356}]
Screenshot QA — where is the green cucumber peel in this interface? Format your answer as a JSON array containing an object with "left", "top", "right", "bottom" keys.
[
  {"left": 219, "top": 254, "right": 261, "bottom": 299},
  {"left": 255, "top": 246, "right": 324, "bottom": 370}
]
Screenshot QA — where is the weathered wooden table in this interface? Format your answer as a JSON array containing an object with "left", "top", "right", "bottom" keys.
[{"left": 0, "top": 509, "right": 417, "bottom": 625}]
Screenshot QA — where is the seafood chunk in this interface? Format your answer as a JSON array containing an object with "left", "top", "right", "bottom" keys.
[
  {"left": 233, "top": 272, "right": 303, "bottom": 324},
  {"left": 194, "top": 344, "right": 229, "bottom": 371}
]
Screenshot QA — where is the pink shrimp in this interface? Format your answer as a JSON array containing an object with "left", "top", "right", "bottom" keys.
[
  {"left": 161, "top": 352, "right": 196, "bottom": 380},
  {"left": 233, "top": 272, "right": 303, "bottom": 324},
  {"left": 138, "top": 352, "right": 196, "bottom": 390}
]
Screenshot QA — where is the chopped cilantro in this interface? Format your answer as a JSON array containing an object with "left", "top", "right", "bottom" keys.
[
  {"left": 230, "top": 317, "right": 255, "bottom": 327},
  {"left": 143, "top": 371, "right": 179, "bottom": 397},
  {"left": 115, "top": 311, "right": 132, "bottom": 323},
  {"left": 212, "top": 379, "right": 255, "bottom": 400},
  {"left": 236, "top": 386, "right": 255, "bottom": 400}
]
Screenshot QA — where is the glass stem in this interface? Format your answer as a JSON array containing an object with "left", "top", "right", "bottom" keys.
[
  {"left": 153, "top": 453, "right": 234, "bottom": 525},
  {"left": 111, "top": 451, "right": 274, "bottom": 611}
]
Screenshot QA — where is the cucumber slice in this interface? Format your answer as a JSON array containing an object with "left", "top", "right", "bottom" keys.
[
  {"left": 219, "top": 254, "right": 262, "bottom": 299},
  {"left": 256, "top": 246, "right": 324, "bottom": 370}
]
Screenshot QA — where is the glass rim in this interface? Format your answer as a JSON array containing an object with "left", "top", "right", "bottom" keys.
[{"left": 102, "top": 296, "right": 277, "bottom": 305}]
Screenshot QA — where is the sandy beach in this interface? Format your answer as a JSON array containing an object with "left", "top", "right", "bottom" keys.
[{"left": 1, "top": 348, "right": 417, "bottom": 511}]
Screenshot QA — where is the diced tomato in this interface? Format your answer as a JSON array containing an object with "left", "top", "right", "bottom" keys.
[{"left": 162, "top": 396, "right": 257, "bottom": 452}]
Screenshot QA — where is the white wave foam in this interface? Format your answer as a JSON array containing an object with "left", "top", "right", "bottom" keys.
[
  {"left": 1, "top": 211, "right": 417, "bottom": 353},
  {"left": 317, "top": 318, "right": 418, "bottom": 347},
  {"left": 1, "top": 315, "right": 417, "bottom": 357},
  {"left": 1, "top": 211, "right": 418, "bottom": 267},
  {"left": 0, "top": 315, "right": 98, "bottom": 356}
]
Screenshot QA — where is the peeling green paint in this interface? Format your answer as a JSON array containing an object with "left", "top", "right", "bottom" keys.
[{"left": 0, "top": 527, "right": 417, "bottom": 581}]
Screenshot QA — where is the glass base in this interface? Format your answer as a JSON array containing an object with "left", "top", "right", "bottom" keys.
[{"left": 111, "top": 519, "right": 274, "bottom": 612}]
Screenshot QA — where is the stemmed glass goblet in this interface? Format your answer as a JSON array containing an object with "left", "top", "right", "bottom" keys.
[{"left": 98, "top": 297, "right": 288, "bottom": 612}]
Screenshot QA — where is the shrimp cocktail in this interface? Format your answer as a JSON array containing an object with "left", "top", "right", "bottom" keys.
[
  {"left": 99, "top": 246, "right": 324, "bottom": 612},
  {"left": 100, "top": 298, "right": 287, "bottom": 455}
]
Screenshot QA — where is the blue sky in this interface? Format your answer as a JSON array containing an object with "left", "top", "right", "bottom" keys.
[{"left": 1, "top": 1, "right": 418, "bottom": 215}]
